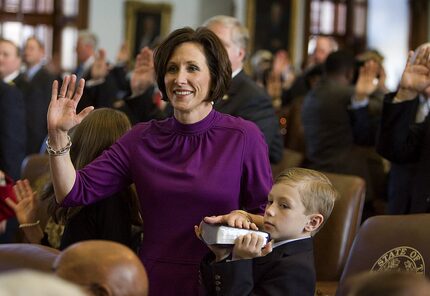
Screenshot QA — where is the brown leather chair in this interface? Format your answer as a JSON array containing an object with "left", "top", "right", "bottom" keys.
[
  {"left": 20, "top": 154, "right": 50, "bottom": 187},
  {"left": 314, "top": 173, "right": 366, "bottom": 295},
  {"left": 0, "top": 243, "right": 59, "bottom": 273},
  {"left": 271, "top": 148, "right": 304, "bottom": 179},
  {"left": 335, "top": 214, "right": 430, "bottom": 296}
]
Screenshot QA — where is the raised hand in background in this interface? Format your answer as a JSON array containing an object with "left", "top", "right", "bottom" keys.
[{"left": 130, "top": 46, "right": 156, "bottom": 97}]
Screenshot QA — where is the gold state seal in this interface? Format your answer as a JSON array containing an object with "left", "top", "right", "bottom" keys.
[{"left": 371, "top": 246, "right": 425, "bottom": 274}]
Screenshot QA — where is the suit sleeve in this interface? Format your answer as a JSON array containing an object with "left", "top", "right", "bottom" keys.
[
  {"left": 78, "top": 71, "right": 119, "bottom": 112},
  {"left": 200, "top": 253, "right": 254, "bottom": 296},
  {"left": 252, "top": 259, "right": 315, "bottom": 296},
  {"left": 123, "top": 85, "right": 167, "bottom": 124},
  {"left": 349, "top": 105, "right": 378, "bottom": 146},
  {"left": 377, "top": 94, "right": 425, "bottom": 163},
  {"left": 237, "top": 92, "right": 283, "bottom": 164}
]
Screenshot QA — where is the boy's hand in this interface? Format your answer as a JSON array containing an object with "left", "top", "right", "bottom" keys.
[
  {"left": 232, "top": 233, "right": 273, "bottom": 261},
  {"left": 194, "top": 224, "right": 232, "bottom": 262}
]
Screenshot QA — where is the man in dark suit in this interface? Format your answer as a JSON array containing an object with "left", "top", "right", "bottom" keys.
[
  {"left": 301, "top": 50, "right": 382, "bottom": 202},
  {"left": 74, "top": 31, "right": 118, "bottom": 112},
  {"left": 0, "top": 81, "right": 26, "bottom": 181},
  {"left": 0, "top": 38, "right": 27, "bottom": 243},
  {"left": 22, "top": 37, "right": 55, "bottom": 154},
  {"left": 204, "top": 16, "right": 283, "bottom": 164},
  {"left": 377, "top": 43, "right": 430, "bottom": 213},
  {"left": 0, "top": 84, "right": 24, "bottom": 243},
  {"left": 0, "top": 39, "right": 26, "bottom": 180},
  {"left": 116, "top": 46, "right": 167, "bottom": 124},
  {"left": 281, "top": 36, "right": 338, "bottom": 107}
]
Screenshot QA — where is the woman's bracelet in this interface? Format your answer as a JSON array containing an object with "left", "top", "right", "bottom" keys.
[
  {"left": 19, "top": 220, "right": 40, "bottom": 228},
  {"left": 232, "top": 210, "right": 252, "bottom": 222},
  {"left": 46, "top": 135, "right": 72, "bottom": 156}
]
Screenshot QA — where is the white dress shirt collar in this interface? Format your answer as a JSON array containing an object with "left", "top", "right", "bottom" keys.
[
  {"left": 232, "top": 68, "right": 242, "bottom": 78},
  {"left": 272, "top": 236, "right": 311, "bottom": 249},
  {"left": 3, "top": 70, "right": 20, "bottom": 84}
]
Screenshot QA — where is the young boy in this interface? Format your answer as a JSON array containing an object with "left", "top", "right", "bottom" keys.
[{"left": 199, "top": 168, "right": 338, "bottom": 295}]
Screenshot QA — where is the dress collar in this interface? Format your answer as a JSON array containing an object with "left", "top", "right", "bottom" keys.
[{"left": 172, "top": 108, "right": 218, "bottom": 134}]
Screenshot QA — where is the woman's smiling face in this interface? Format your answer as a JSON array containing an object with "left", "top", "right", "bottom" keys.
[{"left": 164, "top": 42, "right": 212, "bottom": 123}]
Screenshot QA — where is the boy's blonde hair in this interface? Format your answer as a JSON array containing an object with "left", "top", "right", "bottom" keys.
[{"left": 275, "top": 168, "right": 338, "bottom": 235}]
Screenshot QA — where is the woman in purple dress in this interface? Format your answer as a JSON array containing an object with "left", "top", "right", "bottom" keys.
[{"left": 46, "top": 27, "right": 272, "bottom": 295}]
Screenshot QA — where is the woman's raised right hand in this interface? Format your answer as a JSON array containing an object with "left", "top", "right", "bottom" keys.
[{"left": 47, "top": 75, "right": 94, "bottom": 136}]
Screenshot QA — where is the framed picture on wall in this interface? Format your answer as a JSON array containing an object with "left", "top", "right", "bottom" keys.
[
  {"left": 125, "top": 1, "right": 172, "bottom": 60},
  {"left": 246, "top": 0, "right": 297, "bottom": 57}
]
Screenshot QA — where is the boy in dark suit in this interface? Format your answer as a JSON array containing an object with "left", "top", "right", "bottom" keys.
[{"left": 199, "top": 168, "right": 338, "bottom": 296}]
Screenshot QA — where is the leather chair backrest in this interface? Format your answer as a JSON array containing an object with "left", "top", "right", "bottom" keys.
[
  {"left": 336, "top": 214, "right": 430, "bottom": 296},
  {"left": 20, "top": 154, "right": 50, "bottom": 187},
  {"left": 0, "top": 243, "right": 59, "bottom": 273},
  {"left": 314, "top": 172, "right": 365, "bottom": 281},
  {"left": 271, "top": 148, "right": 304, "bottom": 179}
]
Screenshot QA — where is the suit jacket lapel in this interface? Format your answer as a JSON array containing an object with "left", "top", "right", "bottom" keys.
[
  {"left": 216, "top": 70, "right": 244, "bottom": 109},
  {"left": 228, "top": 70, "right": 244, "bottom": 97}
]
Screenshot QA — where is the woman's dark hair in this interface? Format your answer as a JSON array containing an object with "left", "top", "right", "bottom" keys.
[{"left": 154, "top": 26, "right": 232, "bottom": 103}]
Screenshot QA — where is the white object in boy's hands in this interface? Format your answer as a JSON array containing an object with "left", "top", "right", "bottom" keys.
[{"left": 201, "top": 222, "right": 270, "bottom": 245}]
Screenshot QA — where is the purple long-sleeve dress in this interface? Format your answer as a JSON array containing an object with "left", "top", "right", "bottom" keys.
[{"left": 62, "top": 109, "right": 272, "bottom": 295}]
